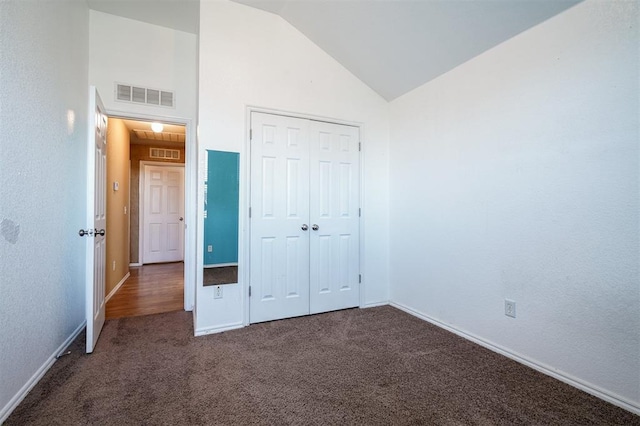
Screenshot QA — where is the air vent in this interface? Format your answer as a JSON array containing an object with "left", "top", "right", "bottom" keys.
[
  {"left": 150, "top": 147, "right": 180, "bottom": 160},
  {"left": 115, "top": 83, "right": 175, "bottom": 108}
]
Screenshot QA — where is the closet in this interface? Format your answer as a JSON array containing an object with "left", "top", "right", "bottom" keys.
[{"left": 249, "top": 112, "right": 360, "bottom": 323}]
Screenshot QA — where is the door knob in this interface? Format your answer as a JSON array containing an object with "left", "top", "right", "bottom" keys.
[
  {"left": 78, "top": 229, "right": 93, "bottom": 237},
  {"left": 94, "top": 229, "right": 106, "bottom": 236},
  {"left": 179, "top": 217, "right": 184, "bottom": 221},
  {"left": 301, "top": 224, "right": 309, "bottom": 231},
  {"left": 312, "top": 224, "right": 319, "bottom": 231}
]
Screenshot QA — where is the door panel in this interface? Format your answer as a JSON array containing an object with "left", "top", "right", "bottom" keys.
[
  {"left": 249, "top": 112, "right": 360, "bottom": 323},
  {"left": 86, "top": 87, "right": 107, "bottom": 353},
  {"left": 309, "top": 121, "right": 360, "bottom": 314},
  {"left": 142, "top": 165, "right": 185, "bottom": 263},
  {"left": 250, "top": 112, "right": 310, "bottom": 323}
]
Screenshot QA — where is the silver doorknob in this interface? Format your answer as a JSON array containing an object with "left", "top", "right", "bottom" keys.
[
  {"left": 78, "top": 229, "right": 93, "bottom": 237},
  {"left": 301, "top": 224, "right": 309, "bottom": 231},
  {"left": 312, "top": 224, "right": 319, "bottom": 231},
  {"left": 94, "top": 229, "right": 106, "bottom": 236}
]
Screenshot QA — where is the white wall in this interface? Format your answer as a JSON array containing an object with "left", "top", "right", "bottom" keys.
[
  {"left": 0, "top": 1, "right": 90, "bottom": 421},
  {"left": 89, "top": 10, "right": 197, "bottom": 121},
  {"left": 389, "top": 0, "right": 639, "bottom": 412},
  {"left": 196, "top": 0, "right": 390, "bottom": 333}
]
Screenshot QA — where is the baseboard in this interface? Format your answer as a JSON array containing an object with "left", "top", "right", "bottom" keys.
[
  {"left": 390, "top": 302, "right": 640, "bottom": 416},
  {"left": 0, "top": 320, "right": 86, "bottom": 423},
  {"left": 361, "top": 301, "right": 389, "bottom": 309},
  {"left": 194, "top": 322, "right": 244, "bottom": 336},
  {"left": 129, "top": 262, "right": 142, "bottom": 267},
  {"left": 204, "top": 263, "right": 238, "bottom": 268},
  {"left": 105, "top": 272, "right": 130, "bottom": 303}
]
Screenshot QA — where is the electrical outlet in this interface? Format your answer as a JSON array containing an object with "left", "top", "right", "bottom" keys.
[
  {"left": 207, "top": 245, "right": 213, "bottom": 253},
  {"left": 214, "top": 285, "right": 223, "bottom": 299},
  {"left": 112, "top": 260, "right": 116, "bottom": 271},
  {"left": 505, "top": 299, "right": 516, "bottom": 318}
]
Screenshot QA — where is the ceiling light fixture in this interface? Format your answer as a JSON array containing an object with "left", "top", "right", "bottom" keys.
[{"left": 151, "top": 122, "right": 164, "bottom": 133}]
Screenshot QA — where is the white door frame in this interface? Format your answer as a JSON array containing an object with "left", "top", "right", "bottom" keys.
[
  {"left": 243, "top": 106, "right": 366, "bottom": 326},
  {"left": 105, "top": 108, "right": 196, "bottom": 313},
  {"left": 139, "top": 161, "right": 185, "bottom": 265}
]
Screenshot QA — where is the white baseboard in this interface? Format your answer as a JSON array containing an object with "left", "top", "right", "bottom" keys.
[
  {"left": 105, "top": 272, "right": 130, "bottom": 303},
  {"left": 195, "top": 322, "right": 244, "bottom": 336},
  {"left": 129, "top": 262, "right": 142, "bottom": 267},
  {"left": 390, "top": 301, "right": 640, "bottom": 416},
  {"left": 361, "top": 301, "right": 389, "bottom": 309},
  {"left": 0, "top": 320, "right": 86, "bottom": 423},
  {"left": 204, "top": 263, "right": 238, "bottom": 268}
]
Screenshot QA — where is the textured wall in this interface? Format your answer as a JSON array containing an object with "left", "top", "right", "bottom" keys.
[
  {"left": 197, "top": 0, "right": 390, "bottom": 333},
  {"left": 0, "top": 0, "right": 89, "bottom": 419},
  {"left": 88, "top": 10, "right": 197, "bottom": 122},
  {"left": 105, "top": 118, "right": 130, "bottom": 295},
  {"left": 389, "top": 0, "right": 639, "bottom": 410}
]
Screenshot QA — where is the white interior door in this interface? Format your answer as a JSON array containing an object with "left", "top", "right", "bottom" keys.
[
  {"left": 309, "top": 121, "right": 360, "bottom": 314},
  {"left": 250, "top": 113, "right": 311, "bottom": 323},
  {"left": 249, "top": 112, "right": 360, "bottom": 324},
  {"left": 86, "top": 87, "right": 107, "bottom": 353},
  {"left": 142, "top": 164, "right": 185, "bottom": 264}
]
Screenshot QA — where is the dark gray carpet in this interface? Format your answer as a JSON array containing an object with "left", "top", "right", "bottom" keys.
[
  {"left": 6, "top": 306, "right": 639, "bottom": 425},
  {"left": 203, "top": 266, "right": 238, "bottom": 286}
]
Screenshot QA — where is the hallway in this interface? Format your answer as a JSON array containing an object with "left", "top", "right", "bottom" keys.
[{"left": 106, "top": 262, "right": 184, "bottom": 319}]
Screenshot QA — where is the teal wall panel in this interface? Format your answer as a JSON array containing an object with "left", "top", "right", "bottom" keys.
[{"left": 204, "top": 150, "right": 239, "bottom": 265}]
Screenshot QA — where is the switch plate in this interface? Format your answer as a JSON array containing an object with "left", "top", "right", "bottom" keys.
[
  {"left": 214, "top": 286, "right": 223, "bottom": 299},
  {"left": 505, "top": 299, "right": 516, "bottom": 318},
  {"left": 207, "top": 245, "right": 213, "bottom": 253}
]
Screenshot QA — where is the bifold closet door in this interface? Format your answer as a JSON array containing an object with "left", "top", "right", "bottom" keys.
[
  {"left": 250, "top": 113, "right": 311, "bottom": 324},
  {"left": 249, "top": 112, "right": 360, "bottom": 324},
  {"left": 308, "top": 121, "right": 360, "bottom": 314}
]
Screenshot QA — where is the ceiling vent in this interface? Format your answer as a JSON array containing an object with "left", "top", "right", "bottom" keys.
[{"left": 115, "top": 83, "right": 175, "bottom": 108}]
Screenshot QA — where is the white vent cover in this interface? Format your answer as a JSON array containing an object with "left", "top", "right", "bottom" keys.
[
  {"left": 115, "top": 83, "right": 175, "bottom": 108},
  {"left": 150, "top": 147, "right": 180, "bottom": 160}
]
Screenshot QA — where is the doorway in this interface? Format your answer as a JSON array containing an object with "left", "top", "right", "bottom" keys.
[{"left": 103, "top": 117, "right": 188, "bottom": 319}]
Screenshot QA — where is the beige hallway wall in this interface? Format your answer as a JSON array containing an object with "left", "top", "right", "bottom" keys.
[{"left": 106, "top": 118, "right": 130, "bottom": 296}]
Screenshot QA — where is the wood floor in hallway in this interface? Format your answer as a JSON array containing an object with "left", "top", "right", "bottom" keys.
[{"left": 106, "top": 262, "right": 184, "bottom": 320}]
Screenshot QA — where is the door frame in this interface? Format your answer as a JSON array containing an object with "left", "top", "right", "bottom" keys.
[
  {"left": 106, "top": 108, "right": 196, "bottom": 312},
  {"left": 139, "top": 161, "right": 186, "bottom": 265},
  {"left": 243, "top": 106, "right": 366, "bottom": 326}
]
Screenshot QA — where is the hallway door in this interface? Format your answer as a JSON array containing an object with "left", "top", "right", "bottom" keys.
[{"left": 141, "top": 163, "right": 185, "bottom": 264}]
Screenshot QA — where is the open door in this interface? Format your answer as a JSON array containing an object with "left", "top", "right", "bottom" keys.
[{"left": 85, "top": 87, "right": 107, "bottom": 353}]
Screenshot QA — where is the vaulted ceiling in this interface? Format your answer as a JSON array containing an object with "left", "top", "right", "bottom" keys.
[{"left": 87, "top": 0, "right": 581, "bottom": 100}]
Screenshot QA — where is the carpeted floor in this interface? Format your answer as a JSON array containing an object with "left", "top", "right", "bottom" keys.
[{"left": 6, "top": 306, "right": 639, "bottom": 425}]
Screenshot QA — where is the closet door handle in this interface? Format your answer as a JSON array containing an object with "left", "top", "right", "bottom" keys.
[
  {"left": 312, "top": 224, "right": 319, "bottom": 231},
  {"left": 301, "top": 224, "right": 309, "bottom": 231}
]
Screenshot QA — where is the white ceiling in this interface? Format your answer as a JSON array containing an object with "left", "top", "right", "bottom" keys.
[
  {"left": 87, "top": 0, "right": 199, "bottom": 34},
  {"left": 87, "top": 0, "right": 580, "bottom": 101}
]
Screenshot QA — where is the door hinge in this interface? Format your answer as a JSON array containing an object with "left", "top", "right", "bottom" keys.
[
  {"left": 249, "top": 207, "right": 252, "bottom": 218},
  {"left": 249, "top": 286, "right": 252, "bottom": 297},
  {"left": 250, "top": 129, "right": 253, "bottom": 141},
  {"left": 359, "top": 274, "right": 362, "bottom": 284},
  {"left": 359, "top": 208, "right": 361, "bottom": 217},
  {"left": 358, "top": 142, "right": 361, "bottom": 152}
]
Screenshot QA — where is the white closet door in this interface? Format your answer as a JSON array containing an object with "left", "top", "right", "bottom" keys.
[
  {"left": 250, "top": 112, "right": 311, "bottom": 323},
  {"left": 309, "top": 121, "right": 360, "bottom": 314}
]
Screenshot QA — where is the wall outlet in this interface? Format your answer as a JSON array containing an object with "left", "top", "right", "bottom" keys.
[
  {"left": 112, "top": 260, "right": 116, "bottom": 271},
  {"left": 207, "top": 245, "right": 213, "bottom": 253},
  {"left": 505, "top": 299, "right": 516, "bottom": 318},
  {"left": 214, "top": 285, "right": 223, "bottom": 299}
]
